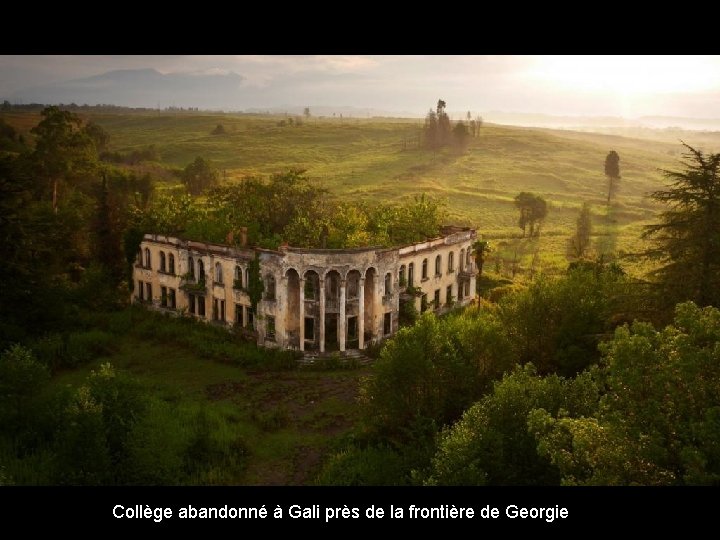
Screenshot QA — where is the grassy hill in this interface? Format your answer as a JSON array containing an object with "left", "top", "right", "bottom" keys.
[{"left": 3, "top": 110, "right": 693, "bottom": 277}]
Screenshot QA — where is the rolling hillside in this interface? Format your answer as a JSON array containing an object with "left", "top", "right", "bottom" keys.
[{"left": 3, "top": 111, "right": 692, "bottom": 277}]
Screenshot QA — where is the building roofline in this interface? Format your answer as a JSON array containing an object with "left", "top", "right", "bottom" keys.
[{"left": 142, "top": 225, "right": 476, "bottom": 255}]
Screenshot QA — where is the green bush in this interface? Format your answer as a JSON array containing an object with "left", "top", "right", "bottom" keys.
[
  {"left": 65, "top": 330, "right": 115, "bottom": 366},
  {"left": 315, "top": 445, "right": 410, "bottom": 486}
]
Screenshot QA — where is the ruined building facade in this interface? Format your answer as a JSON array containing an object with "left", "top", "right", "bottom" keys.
[{"left": 131, "top": 227, "right": 478, "bottom": 353}]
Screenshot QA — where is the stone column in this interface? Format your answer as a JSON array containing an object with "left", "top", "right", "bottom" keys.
[
  {"left": 319, "top": 278, "right": 325, "bottom": 353},
  {"left": 358, "top": 277, "right": 365, "bottom": 350},
  {"left": 339, "top": 279, "right": 346, "bottom": 352},
  {"left": 299, "top": 277, "right": 305, "bottom": 352},
  {"left": 279, "top": 275, "right": 288, "bottom": 347}
]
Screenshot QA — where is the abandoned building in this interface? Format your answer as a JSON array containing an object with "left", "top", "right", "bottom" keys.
[{"left": 132, "top": 226, "right": 478, "bottom": 353}]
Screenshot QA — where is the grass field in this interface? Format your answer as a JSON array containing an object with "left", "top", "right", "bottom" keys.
[
  {"left": 48, "top": 336, "right": 367, "bottom": 485},
  {"left": 3, "top": 110, "right": 695, "bottom": 277}
]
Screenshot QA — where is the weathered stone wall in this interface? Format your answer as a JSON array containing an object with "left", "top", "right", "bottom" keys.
[{"left": 131, "top": 228, "right": 478, "bottom": 353}]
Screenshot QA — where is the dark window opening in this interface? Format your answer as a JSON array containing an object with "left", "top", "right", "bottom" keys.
[
  {"left": 169, "top": 288, "right": 176, "bottom": 309},
  {"left": 304, "top": 278, "right": 315, "bottom": 300},
  {"left": 347, "top": 316, "right": 358, "bottom": 340},
  {"left": 385, "top": 273, "right": 392, "bottom": 294},
  {"left": 446, "top": 285, "right": 453, "bottom": 305},
  {"left": 434, "top": 289, "right": 440, "bottom": 310},
  {"left": 138, "top": 280, "right": 144, "bottom": 301},
  {"left": 198, "top": 296, "right": 206, "bottom": 317},
  {"left": 169, "top": 254, "right": 175, "bottom": 275},
  {"left": 435, "top": 255, "right": 442, "bottom": 276},
  {"left": 265, "top": 275, "right": 276, "bottom": 300},
  {"left": 189, "top": 294, "right": 196, "bottom": 314},
  {"left": 304, "top": 317, "right": 314, "bottom": 340},
  {"left": 383, "top": 312, "right": 392, "bottom": 335},
  {"left": 266, "top": 316, "right": 276, "bottom": 340},
  {"left": 160, "top": 251, "right": 166, "bottom": 273},
  {"left": 421, "top": 293, "right": 428, "bottom": 313},
  {"left": 161, "top": 286, "right": 167, "bottom": 307},
  {"left": 422, "top": 259, "right": 428, "bottom": 280},
  {"left": 235, "top": 304, "right": 244, "bottom": 327},
  {"left": 145, "top": 283, "right": 152, "bottom": 303}
]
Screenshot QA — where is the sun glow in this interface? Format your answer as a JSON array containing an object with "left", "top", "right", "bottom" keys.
[{"left": 527, "top": 55, "right": 720, "bottom": 98}]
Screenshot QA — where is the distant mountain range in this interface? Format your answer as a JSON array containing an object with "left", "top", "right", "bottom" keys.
[{"left": 5, "top": 68, "right": 720, "bottom": 131}]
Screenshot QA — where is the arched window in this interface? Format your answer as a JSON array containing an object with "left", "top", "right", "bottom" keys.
[
  {"left": 448, "top": 251, "right": 454, "bottom": 272},
  {"left": 435, "top": 255, "right": 441, "bottom": 276},
  {"left": 422, "top": 258, "right": 428, "bottom": 279},
  {"left": 399, "top": 265, "right": 406, "bottom": 286},
  {"left": 144, "top": 248, "right": 151, "bottom": 269},
  {"left": 408, "top": 263, "right": 415, "bottom": 287},
  {"left": 385, "top": 272, "right": 392, "bottom": 295},
  {"left": 215, "top": 262, "right": 223, "bottom": 284},
  {"left": 460, "top": 249, "right": 465, "bottom": 271},
  {"left": 265, "top": 274, "right": 276, "bottom": 300},
  {"left": 234, "top": 265, "right": 242, "bottom": 288},
  {"left": 197, "top": 259, "right": 205, "bottom": 282},
  {"left": 160, "top": 251, "right": 166, "bottom": 273},
  {"left": 188, "top": 256, "right": 195, "bottom": 279},
  {"left": 245, "top": 268, "right": 250, "bottom": 288},
  {"left": 168, "top": 254, "right": 175, "bottom": 275}
]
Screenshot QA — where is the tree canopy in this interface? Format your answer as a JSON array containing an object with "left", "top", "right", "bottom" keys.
[{"left": 643, "top": 144, "right": 720, "bottom": 309}]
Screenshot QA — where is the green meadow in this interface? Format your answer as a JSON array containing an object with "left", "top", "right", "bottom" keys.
[{"left": 59, "top": 111, "right": 692, "bottom": 278}]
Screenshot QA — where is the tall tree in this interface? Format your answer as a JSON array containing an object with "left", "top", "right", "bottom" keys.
[
  {"left": 604, "top": 150, "right": 621, "bottom": 206},
  {"left": 31, "top": 106, "right": 96, "bottom": 212},
  {"left": 181, "top": 156, "right": 219, "bottom": 196},
  {"left": 436, "top": 99, "right": 451, "bottom": 147},
  {"left": 452, "top": 121, "right": 469, "bottom": 150},
  {"left": 472, "top": 240, "right": 491, "bottom": 280},
  {"left": 567, "top": 202, "right": 592, "bottom": 260},
  {"left": 643, "top": 144, "right": 720, "bottom": 308},
  {"left": 423, "top": 109, "right": 439, "bottom": 150},
  {"left": 514, "top": 192, "right": 548, "bottom": 237}
]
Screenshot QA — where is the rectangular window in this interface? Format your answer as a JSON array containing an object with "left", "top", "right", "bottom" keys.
[
  {"left": 421, "top": 293, "right": 428, "bottom": 313},
  {"left": 169, "top": 288, "right": 176, "bottom": 309},
  {"left": 383, "top": 312, "right": 392, "bottom": 335},
  {"left": 304, "top": 279, "right": 315, "bottom": 300},
  {"left": 138, "top": 280, "right": 144, "bottom": 301},
  {"left": 213, "top": 298, "right": 219, "bottom": 321},
  {"left": 220, "top": 300, "right": 226, "bottom": 322},
  {"left": 161, "top": 286, "right": 167, "bottom": 307},
  {"left": 146, "top": 283, "right": 152, "bottom": 303},
  {"left": 304, "top": 317, "right": 314, "bottom": 341},
  {"left": 458, "top": 283, "right": 464, "bottom": 301},
  {"left": 266, "top": 316, "right": 276, "bottom": 340},
  {"left": 198, "top": 296, "right": 206, "bottom": 317},
  {"left": 235, "top": 303, "right": 244, "bottom": 327},
  {"left": 347, "top": 316, "right": 358, "bottom": 340},
  {"left": 447, "top": 285, "right": 453, "bottom": 305},
  {"left": 189, "top": 294, "right": 196, "bottom": 314},
  {"left": 465, "top": 281, "right": 470, "bottom": 297},
  {"left": 434, "top": 289, "right": 440, "bottom": 310}
]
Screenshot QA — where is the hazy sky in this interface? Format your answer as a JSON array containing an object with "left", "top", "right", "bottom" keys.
[{"left": 2, "top": 55, "right": 720, "bottom": 118}]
